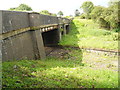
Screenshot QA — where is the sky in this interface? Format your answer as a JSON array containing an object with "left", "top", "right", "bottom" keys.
[{"left": 0, "top": 0, "right": 109, "bottom": 16}]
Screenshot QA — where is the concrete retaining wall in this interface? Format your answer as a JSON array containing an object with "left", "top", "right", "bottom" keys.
[{"left": 0, "top": 10, "right": 71, "bottom": 61}]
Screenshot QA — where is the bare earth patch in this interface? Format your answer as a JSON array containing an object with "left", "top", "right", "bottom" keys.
[{"left": 45, "top": 46, "right": 118, "bottom": 72}]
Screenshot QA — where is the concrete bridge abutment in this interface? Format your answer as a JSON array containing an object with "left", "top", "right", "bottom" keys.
[{"left": 0, "top": 10, "right": 71, "bottom": 61}]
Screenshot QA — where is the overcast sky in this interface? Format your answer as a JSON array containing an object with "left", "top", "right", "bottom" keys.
[{"left": 0, "top": 0, "right": 109, "bottom": 16}]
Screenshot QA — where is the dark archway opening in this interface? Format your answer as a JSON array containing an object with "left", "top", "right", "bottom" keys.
[
  {"left": 61, "top": 31, "right": 64, "bottom": 35},
  {"left": 42, "top": 29, "right": 60, "bottom": 47},
  {"left": 66, "top": 25, "right": 70, "bottom": 34}
]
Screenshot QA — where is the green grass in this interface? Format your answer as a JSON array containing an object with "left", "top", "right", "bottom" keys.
[
  {"left": 2, "top": 48, "right": 118, "bottom": 88},
  {"left": 60, "top": 19, "right": 118, "bottom": 51},
  {"left": 2, "top": 18, "right": 118, "bottom": 88}
]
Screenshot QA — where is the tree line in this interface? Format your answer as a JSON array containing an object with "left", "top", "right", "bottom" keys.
[
  {"left": 8, "top": 1, "right": 120, "bottom": 32},
  {"left": 75, "top": 0, "right": 120, "bottom": 32},
  {"left": 9, "top": 4, "right": 64, "bottom": 17}
]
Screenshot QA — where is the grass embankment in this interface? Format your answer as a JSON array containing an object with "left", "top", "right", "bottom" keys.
[
  {"left": 60, "top": 19, "right": 118, "bottom": 51},
  {"left": 3, "top": 48, "right": 118, "bottom": 88},
  {"left": 2, "top": 19, "right": 118, "bottom": 88}
]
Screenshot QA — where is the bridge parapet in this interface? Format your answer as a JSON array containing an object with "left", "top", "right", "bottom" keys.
[
  {"left": 62, "top": 18, "right": 71, "bottom": 24},
  {"left": 0, "top": 10, "right": 29, "bottom": 34}
]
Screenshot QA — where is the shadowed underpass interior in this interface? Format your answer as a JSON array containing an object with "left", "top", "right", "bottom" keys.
[
  {"left": 42, "top": 29, "right": 60, "bottom": 47},
  {"left": 66, "top": 25, "right": 70, "bottom": 34}
]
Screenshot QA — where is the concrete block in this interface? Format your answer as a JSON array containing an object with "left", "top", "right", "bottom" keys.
[
  {"left": 2, "top": 37, "right": 14, "bottom": 61},
  {"left": 18, "top": 31, "right": 35, "bottom": 60},
  {"left": 29, "top": 13, "right": 58, "bottom": 30},
  {"left": 29, "top": 13, "right": 43, "bottom": 27},
  {"left": 58, "top": 17, "right": 64, "bottom": 24},
  {"left": 2, "top": 10, "right": 29, "bottom": 33},
  {"left": 2, "top": 31, "right": 35, "bottom": 61},
  {"left": 35, "top": 30, "right": 46, "bottom": 59},
  {"left": 63, "top": 25, "right": 67, "bottom": 35},
  {"left": 30, "top": 30, "right": 40, "bottom": 59}
]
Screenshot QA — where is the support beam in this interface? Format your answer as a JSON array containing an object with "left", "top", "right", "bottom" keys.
[
  {"left": 35, "top": 30, "right": 46, "bottom": 59},
  {"left": 63, "top": 25, "right": 67, "bottom": 35}
]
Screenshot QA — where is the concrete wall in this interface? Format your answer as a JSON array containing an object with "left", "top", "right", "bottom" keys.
[
  {"left": 2, "top": 11, "right": 29, "bottom": 34},
  {"left": 0, "top": 10, "right": 71, "bottom": 61},
  {"left": 2, "top": 31, "right": 35, "bottom": 61}
]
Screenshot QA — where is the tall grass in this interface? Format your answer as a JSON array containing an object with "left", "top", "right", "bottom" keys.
[
  {"left": 60, "top": 19, "right": 118, "bottom": 51},
  {"left": 2, "top": 56, "right": 118, "bottom": 88}
]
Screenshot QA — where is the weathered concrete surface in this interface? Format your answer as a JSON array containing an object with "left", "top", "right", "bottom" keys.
[
  {"left": 29, "top": 13, "right": 46, "bottom": 59},
  {"left": 29, "top": 13, "right": 58, "bottom": 27},
  {"left": 35, "top": 30, "right": 46, "bottom": 59},
  {"left": 58, "top": 17, "right": 64, "bottom": 24},
  {"left": 29, "top": 13, "right": 43, "bottom": 27},
  {"left": 0, "top": 10, "right": 71, "bottom": 61},
  {"left": 2, "top": 31, "right": 35, "bottom": 61},
  {"left": 2, "top": 10, "right": 29, "bottom": 34}
]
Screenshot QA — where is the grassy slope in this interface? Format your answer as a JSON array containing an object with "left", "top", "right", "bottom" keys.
[
  {"left": 2, "top": 48, "right": 118, "bottom": 88},
  {"left": 2, "top": 18, "right": 118, "bottom": 88},
  {"left": 60, "top": 19, "right": 118, "bottom": 51}
]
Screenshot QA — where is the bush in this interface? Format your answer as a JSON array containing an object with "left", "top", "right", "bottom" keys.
[
  {"left": 79, "top": 13, "right": 86, "bottom": 19},
  {"left": 112, "top": 28, "right": 120, "bottom": 32}
]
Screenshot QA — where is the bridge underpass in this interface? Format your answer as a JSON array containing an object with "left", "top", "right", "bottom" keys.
[
  {"left": 42, "top": 28, "right": 60, "bottom": 47},
  {"left": 0, "top": 10, "right": 71, "bottom": 61}
]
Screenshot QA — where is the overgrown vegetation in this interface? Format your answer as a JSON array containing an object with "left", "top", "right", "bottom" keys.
[
  {"left": 40, "top": 10, "right": 57, "bottom": 16},
  {"left": 9, "top": 4, "right": 32, "bottom": 11},
  {"left": 4, "top": 1, "right": 119, "bottom": 88},
  {"left": 60, "top": 19, "right": 118, "bottom": 51},
  {"left": 79, "top": 0, "right": 120, "bottom": 31},
  {"left": 2, "top": 48, "right": 118, "bottom": 88},
  {"left": 8, "top": 4, "right": 58, "bottom": 17},
  {"left": 2, "top": 18, "right": 118, "bottom": 88}
]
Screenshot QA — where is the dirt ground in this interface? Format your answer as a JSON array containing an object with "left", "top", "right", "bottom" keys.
[{"left": 45, "top": 46, "right": 118, "bottom": 71}]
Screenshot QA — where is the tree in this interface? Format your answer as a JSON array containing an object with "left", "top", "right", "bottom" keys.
[
  {"left": 9, "top": 8, "right": 16, "bottom": 10},
  {"left": 74, "top": 9, "right": 80, "bottom": 17},
  {"left": 40, "top": 10, "right": 50, "bottom": 15},
  {"left": 40, "top": 10, "right": 57, "bottom": 16},
  {"left": 17, "top": 4, "right": 32, "bottom": 11},
  {"left": 90, "top": 0, "right": 119, "bottom": 30},
  {"left": 105, "top": 0, "right": 119, "bottom": 29},
  {"left": 57, "top": 11, "right": 63, "bottom": 17},
  {"left": 80, "top": 1, "right": 94, "bottom": 19},
  {"left": 8, "top": 4, "right": 32, "bottom": 11},
  {"left": 90, "top": 6, "right": 105, "bottom": 21}
]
